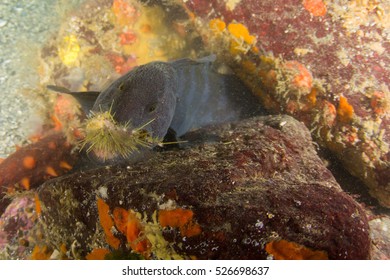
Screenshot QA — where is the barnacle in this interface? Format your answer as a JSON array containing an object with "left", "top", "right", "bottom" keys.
[
  {"left": 274, "top": 60, "right": 313, "bottom": 100},
  {"left": 80, "top": 107, "right": 161, "bottom": 162},
  {"left": 370, "top": 91, "right": 387, "bottom": 116}
]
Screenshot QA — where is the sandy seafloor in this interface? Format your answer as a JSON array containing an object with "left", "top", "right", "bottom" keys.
[
  {"left": 0, "top": 0, "right": 85, "bottom": 158},
  {"left": 0, "top": 0, "right": 389, "bottom": 259}
]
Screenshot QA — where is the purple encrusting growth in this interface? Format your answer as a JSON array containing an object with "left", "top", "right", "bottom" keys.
[{"left": 0, "top": 196, "right": 37, "bottom": 259}]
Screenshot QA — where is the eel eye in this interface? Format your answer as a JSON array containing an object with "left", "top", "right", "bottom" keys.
[{"left": 148, "top": 104, "right": 157, "bottom": 113}]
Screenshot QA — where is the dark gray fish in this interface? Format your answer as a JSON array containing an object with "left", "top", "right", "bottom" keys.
[
  {"left": 91, "top": 61, "right": 178, "bottom": 143},
  {"left": 48, "top": 56, "right": 264, "bottom": 165},
  {"left": 170, "top": 56, "right": 262, "bottom": 136}
]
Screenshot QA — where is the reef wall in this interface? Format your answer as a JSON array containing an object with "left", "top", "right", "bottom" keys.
[{"left": 184, "top": 0, "right": 389, "bottom": 207}]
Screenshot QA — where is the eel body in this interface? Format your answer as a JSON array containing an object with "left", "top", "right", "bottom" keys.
[{"left": 49, "top": 56, "right": 263, "bottom": 164}]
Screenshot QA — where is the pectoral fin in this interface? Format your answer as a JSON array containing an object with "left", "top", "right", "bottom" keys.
[{"left": 47, "top": 85, "right": 100, "bottom": 114}]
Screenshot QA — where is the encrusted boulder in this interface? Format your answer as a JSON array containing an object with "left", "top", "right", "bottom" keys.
[
  {"left": 184, "top": 0, "right": 389, "bottom": 207},
  {"left": 0, "top": 115, "right": 370, "bottom": 259}
]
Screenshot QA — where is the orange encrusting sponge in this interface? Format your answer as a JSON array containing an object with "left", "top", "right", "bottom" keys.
[
  {"left": 265, "top": 239, "right": 328, "bottom": 260},
  {"left": 337, "top": 96, "right": 354, "bottom": 122},
  {"left": 158, "top": 208, "right": 202, "bottom": 238}
]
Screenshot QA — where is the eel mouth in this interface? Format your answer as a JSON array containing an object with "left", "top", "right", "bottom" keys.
[{"left": 80, "top": 111, "right": 160, "bottom": 162}]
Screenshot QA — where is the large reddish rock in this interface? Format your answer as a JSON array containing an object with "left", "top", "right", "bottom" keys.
[
  {"left": 0, "top": 115, "right": 370, "bottom": 259},
  {"left": 183, "top": 0, "right": 389, "bottom": 207}
]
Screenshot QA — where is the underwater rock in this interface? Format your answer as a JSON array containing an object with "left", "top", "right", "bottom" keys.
[
  {"left": 1, "top": 115, "right": 370, "bottom": 259},
  {"left": 0, "top": 196, "right": 37, "bottom": 259},
  {"left": 0, "top": 132, "right": 78, "bottom": 214},
  {"left": 369, "top": 216, "right": 390, "bottom": 260},
  {"left": 184, "top": 0, "right": 390, "bottom": 207}
]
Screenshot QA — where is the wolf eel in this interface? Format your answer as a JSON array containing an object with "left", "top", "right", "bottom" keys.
[{"left": 49, "top": 56, "right": 264, "bottom": 165}]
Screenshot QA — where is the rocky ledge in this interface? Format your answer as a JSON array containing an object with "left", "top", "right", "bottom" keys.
[{"left": 0, "top": 115, "right": 370, "bottom": 259}]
